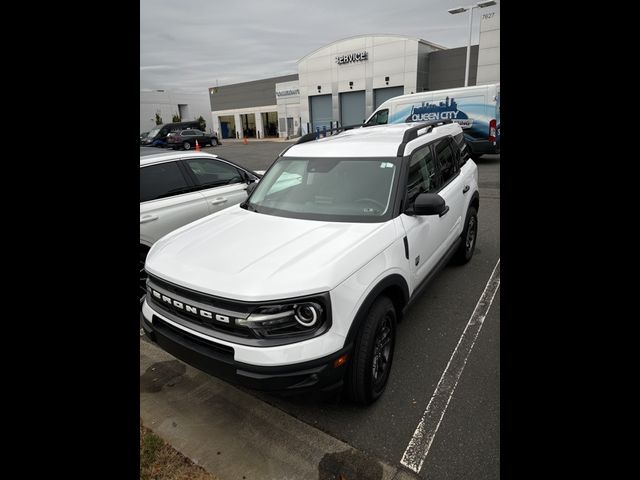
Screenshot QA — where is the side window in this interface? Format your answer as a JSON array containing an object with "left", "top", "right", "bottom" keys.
[
  {"left": 367, "top": 109, "right": 388, "bottom": 126},
  {"left": 448, "top": 137, "right": 461, "bottom": 168},
  {"left": 184, "top": 159, "right": 243, "bottom": 188},
  {"left": 434, "top": 139, "right": 456, "bottom": 185},
  {"left": 140, "top": 162, "right": 190, "bottom": 202},
  {"left": 406, "top": 145, "right": 439, "bottom": 205},
  {"left": 453, "top": 132, "right": 468, "bottom": 165}
]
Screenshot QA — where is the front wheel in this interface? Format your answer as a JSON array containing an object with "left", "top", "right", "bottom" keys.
[
  {"left": 183, "top": 141, "right": 191, "bottom": 150},
  {"left": 453, "top": 206, "right": 478, "bottom": 264},
  {"left": 345, "top": 296, "right": 396, "bottom": 405}
]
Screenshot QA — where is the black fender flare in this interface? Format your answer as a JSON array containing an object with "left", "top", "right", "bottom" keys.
[
  {"left": 469, "top": 190, "right": 480, "bottom": 213},
  {"left": 344, "top": 274, "right": 409, "bottom": 346}
]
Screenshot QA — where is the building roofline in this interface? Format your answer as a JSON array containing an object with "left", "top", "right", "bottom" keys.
[
  {"left": 297, "top": 34, "right": 447, "bottom": 63},
  {"left": 209, "top": 74, "right": 298, "bottom": 90}
]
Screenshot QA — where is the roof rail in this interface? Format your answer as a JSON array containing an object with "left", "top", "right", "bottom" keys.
[
  {"left": 396, "top": 119, "right": 452, "bottom": 157},
  {"left": 295, "top": 123, "right": 367, "bottom": 145}
]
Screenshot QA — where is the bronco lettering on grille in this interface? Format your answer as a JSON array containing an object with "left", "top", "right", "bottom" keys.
[{"left": 150, "top": 288, "right": 230, "bottom": 323}]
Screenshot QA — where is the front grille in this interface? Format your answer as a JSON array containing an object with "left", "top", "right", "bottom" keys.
[
  {"left": 149, "top": 296, "right": 252, "bottom": 338},
  {"left": 146, "top": 273, "right": 332, "bottom": 347},
  {"left": 147, "top": 275, "right": 253, "bottom": 339}
]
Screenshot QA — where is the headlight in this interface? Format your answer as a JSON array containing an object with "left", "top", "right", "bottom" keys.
[{"left": 236, "top": 301, "right": 326, "bottom": 338}]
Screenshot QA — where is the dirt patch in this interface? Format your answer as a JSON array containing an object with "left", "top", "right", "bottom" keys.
[{"left": 141, "top": 420, "right": 216, "bottom": 480}]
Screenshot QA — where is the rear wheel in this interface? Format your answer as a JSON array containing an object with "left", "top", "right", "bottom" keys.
[
  {"left": 453, "top": 206, "right": 477, "bottom": 264},
  {"left": 183, "top": 141, "right": 191, "bottom": 150},
  {"left": 345, "top": 296, "right": 396, "bottom": 405}
]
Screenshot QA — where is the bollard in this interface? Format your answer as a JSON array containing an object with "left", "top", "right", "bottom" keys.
[
  {"left": 322, "top": 125, "right": 327, "bottom": 138},
  {"left": 315, "top": 127, "right": 320, "bottom": 139}
]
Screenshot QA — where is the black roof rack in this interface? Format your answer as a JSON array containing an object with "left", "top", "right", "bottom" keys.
[
  {"left": 396, "top": 119, "right": 452, "bottom": 157},
  {"left": 295, "top": 123, "right": 367, "bottom": 145}
]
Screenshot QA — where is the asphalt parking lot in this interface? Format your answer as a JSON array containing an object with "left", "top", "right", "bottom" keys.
[{"left": 140, "top": 141, "right": 500, "bottom": 479}]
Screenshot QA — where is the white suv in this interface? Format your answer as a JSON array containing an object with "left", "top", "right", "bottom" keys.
[
  {"left": 140, "top": 151, "right": 260, "bottom": 304},
  {"left": 141, "top": 121, "right": 479, "bottom": 404}
]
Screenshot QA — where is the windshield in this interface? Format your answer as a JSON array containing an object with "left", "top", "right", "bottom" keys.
[
  {"left": 246, "top": 156, "right": 399, "bottom": 222},
  {"left": 148, "top": 128, "right": 161, "bottom": 137}
]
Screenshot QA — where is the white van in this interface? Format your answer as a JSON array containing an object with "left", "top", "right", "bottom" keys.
[{"left": 365, "top": 83, "right": 500, "bottom": 159}]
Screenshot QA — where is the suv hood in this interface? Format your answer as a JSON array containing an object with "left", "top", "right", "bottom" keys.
[{"left": 146, "top": 206, "right": 397, "bottom": 301}]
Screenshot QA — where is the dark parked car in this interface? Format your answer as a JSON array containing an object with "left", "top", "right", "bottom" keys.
[
  {"left": 142, "top": 121, "right": 205, "bottom": 148},
  {"left": 167, "top": 129, "right": 221, "bottom": 150},
  {"left": 139, "top": 131, "right": 149, "bottom": 145}
]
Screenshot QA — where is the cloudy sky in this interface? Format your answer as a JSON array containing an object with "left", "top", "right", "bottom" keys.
[{"left": 140, "top": 0, "right": 498, "bottom": 93}]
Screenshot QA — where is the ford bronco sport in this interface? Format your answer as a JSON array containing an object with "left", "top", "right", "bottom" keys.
[{"left": 141, "top": 120, "right": 479, "bottom": 405}]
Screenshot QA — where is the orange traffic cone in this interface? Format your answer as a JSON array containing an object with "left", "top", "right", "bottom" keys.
[
  {"left": 243, "top": 137, "right": 248, "bottom": 145},
  {"left": 195, "top": 139, "right": 201, "bottom": 151}
]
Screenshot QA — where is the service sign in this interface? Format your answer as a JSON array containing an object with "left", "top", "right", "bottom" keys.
[{"left": 335, "top": 51, "right": 368, "bottom": 65}]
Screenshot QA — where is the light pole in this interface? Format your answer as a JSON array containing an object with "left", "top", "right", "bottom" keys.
[{"left": 448, "top": 1, "right": 497, "bottom": 87}]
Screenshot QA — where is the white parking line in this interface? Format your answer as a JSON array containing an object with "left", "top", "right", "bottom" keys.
[{"left": 400, "top": 259, "right": 500, "bottom": 474}]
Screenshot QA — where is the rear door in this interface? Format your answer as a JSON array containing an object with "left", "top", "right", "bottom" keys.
[
  {"left": 140, "top": 161, "right": 209, "bottom": 245},
  {"left": 181, "top": 157, "right": 248, "bottom": 213},
  {"left": 182, "top": 130, "right": 196, "bottom": 147},
  {"left": 432, "top": 137, "right": 465, "bottom": 250}
]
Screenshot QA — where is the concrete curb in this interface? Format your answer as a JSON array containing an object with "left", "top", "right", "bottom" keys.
[{"left": 140, "top": 339, "right": 420, "bottom": 480}]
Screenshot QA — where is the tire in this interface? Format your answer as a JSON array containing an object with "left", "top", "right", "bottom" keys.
[
  {"left": 452, "top": 206, "right": 478, "bottom": 264},
  {"left": 139, "top": 247, "right": 149, "bottom": 308},
  {"left": 345, "top": 296, "right": 396, "bottom": 405},
  {"left": 183, "top": 141, "right": 191, "bottom": 150}
]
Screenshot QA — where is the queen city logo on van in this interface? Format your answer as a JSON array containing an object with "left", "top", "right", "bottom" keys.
[
  {"left": 406, "top": 97, "right": 474, "bottom": 128},
  {"left": 150, "top": 288, "right": 230, "bottom": 323}
]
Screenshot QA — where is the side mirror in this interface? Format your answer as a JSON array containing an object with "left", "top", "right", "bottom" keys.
[
  {"left": 245, "top": 182, "right": 257, "bottom": 195},
  {"left": 412, "top": 193, "right": 447, "bottom": 216}
]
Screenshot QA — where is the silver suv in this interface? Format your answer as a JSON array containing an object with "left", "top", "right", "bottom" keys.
[{"left": 140, "top": 151, "right": 260, "bottom": 304}]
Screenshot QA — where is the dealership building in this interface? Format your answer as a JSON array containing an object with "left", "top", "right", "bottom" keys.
[{"left": 208, "top": 13, "right": 499, "bottom": 140}]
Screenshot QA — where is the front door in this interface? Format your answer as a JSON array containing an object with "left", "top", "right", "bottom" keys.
[
  {"left": 181, "top": 158, "right": 248, "bottom": 214},
  {"left": 398, "top": 144, "right": 447, "bottom": 291}
]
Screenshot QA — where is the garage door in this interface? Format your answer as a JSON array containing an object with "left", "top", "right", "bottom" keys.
[
  {"left": 340, "top": 91, "right": 366, "bottom": 127},
  {"left": 374, "top": 86, "right": 404, "bottom": 110},
  {"left": 309, "top": 94, "right": 332, "bottom": 132}
]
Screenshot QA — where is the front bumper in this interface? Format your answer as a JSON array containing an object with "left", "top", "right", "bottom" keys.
[{"left": 142, "top": 300, "right": 351, "bottom": 392}]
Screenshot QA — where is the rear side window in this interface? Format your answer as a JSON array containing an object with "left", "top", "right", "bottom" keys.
[
  {"left": 434, "top": 139, "right": 457, "bottom": 185},
  {"left": 140, "top": 162, "right": 190, "bottom": 202},
  {"left": 453, "top": 132, "right": 469, "bottom": 167},
  {"left": 184, "top": 159, "right": 243, "bottom": 188}
]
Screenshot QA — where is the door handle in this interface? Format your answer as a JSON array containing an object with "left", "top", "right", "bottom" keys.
[
  {"left": 210, "top": 197, "right": 228, "bottom": 205},
  {"left": 139, "top": 214, "right": 158, "bottom": 224},
  {"left": 463, "top": 185, "right": 470, "bottom": 194},
  {"left": 439, "top": 206, "right": 450, "bottom": 217}
]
